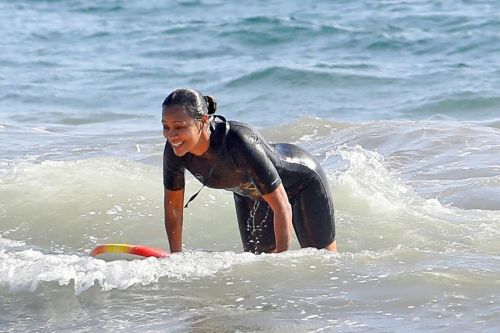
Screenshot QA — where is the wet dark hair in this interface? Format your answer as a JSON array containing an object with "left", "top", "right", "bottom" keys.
[{"left": 162, "top": 88, "right": 217, "bottom": 119}]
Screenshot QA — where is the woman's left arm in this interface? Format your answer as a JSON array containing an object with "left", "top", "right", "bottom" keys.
[{"left": 262, "top": 183, "right": 293, "bottom": 253}]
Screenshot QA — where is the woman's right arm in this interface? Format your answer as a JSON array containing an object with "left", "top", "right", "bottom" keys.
[{"left": 164, "top": 188, "right": 185, "bottom": 253}]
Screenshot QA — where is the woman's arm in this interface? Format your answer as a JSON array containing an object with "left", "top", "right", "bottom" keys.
[
  {"left": 164, "top": 188, "right": 185, "bottom": 252},
  {"left": 262, "top": 183, "right": 293, "bottom": 253}
]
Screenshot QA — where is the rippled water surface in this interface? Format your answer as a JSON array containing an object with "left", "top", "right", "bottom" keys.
[{"left": 1, "top": 0, "right": 499, "bottom": 332}]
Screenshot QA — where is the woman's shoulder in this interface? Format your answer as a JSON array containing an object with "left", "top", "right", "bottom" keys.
[
  {"left": 227, "top": 119, "right": 261, "bottom": 140},
  {"left": 228, "top": 119, "right": 254, "bottom": 132}
]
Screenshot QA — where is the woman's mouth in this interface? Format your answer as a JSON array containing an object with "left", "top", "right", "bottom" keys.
[{"left": 170, "top": 141, "right": 184, "bottom": 148}]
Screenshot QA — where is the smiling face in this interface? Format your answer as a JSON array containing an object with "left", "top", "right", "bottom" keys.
[{"left": 162, "top": 105, "right": 209, "bottom": 156}]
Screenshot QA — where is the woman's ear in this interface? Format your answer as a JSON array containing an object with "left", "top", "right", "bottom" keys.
[{"left": 200, "top": 114, "right": 209, "bottom": 127}]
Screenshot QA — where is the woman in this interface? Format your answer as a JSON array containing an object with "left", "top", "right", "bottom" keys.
[{"left": 162, "top": 88, "right": 336, "bottom": 254}]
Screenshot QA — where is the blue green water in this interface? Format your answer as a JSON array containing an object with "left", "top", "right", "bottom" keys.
[
  {"left": 2, "top": 0, "right": 500, "bottom": 127},
  {"left": 1, "top": 1, "right": 499, "bottom": 332}
]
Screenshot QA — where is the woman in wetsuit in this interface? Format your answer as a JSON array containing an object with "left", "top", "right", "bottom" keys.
[{"left": 162, "top": 88, "right": 336, "bottom": 254}]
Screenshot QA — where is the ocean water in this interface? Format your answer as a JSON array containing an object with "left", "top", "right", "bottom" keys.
[{"left": 1, "top": 0, "right": 499, "bottom": 332}]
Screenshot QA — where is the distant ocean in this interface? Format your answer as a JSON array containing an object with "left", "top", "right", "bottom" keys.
[{"left": 1, "top": 1, "right": 499, "bottom": 332}]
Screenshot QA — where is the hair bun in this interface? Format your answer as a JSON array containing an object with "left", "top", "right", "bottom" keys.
[{"left": 204, "top": 95, "right": 217, "bottom": 115}]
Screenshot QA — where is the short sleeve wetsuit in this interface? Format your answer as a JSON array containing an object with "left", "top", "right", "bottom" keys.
[{"left": 163, "top": 115, "right": 335, "bottom": 253}]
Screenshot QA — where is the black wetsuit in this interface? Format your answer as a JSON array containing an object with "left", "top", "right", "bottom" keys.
[{"left": 163, "top": 115, "right": 335, "bottom": 253}]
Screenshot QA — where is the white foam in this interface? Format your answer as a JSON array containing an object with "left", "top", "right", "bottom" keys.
[
  {"left": 0, "top": 236, "right": 27, "bottom": 249},
  {"left": 334, "top": 145, "right": 424, "bottom": 215},
  {"left": 0, "top": 245, "right": 348, "bottom": 295},
  {"left": 0, "top": 247, "right": 260, "bottom": 295},
  {"left": 330, "top": 144, "right": 495, "bottom": 224},
  {"left": 324, "top": 144, "right": 500, "bottom": 253}
]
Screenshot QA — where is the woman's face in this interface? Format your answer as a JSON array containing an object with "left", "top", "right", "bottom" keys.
[{"left": 162, "top": 105, "right": 204, "bottom": 156}]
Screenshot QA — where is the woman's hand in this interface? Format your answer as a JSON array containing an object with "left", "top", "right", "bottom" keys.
[{"left": 262, "top": 184, "right": 293, "bottom": 253}]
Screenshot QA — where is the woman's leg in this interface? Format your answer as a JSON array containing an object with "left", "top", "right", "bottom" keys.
[
  {"left": 233, "top": 193, "right": 276, "bottom": 254},
  {"left": 290, "top": 170, "right": 336, "bottom": 250}
]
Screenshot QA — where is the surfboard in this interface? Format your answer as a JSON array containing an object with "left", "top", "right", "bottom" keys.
[{"left": 90, "top": 243, "right": 170, "bottom": 261}]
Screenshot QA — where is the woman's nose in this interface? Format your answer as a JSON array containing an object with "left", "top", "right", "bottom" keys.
[{"left": 167, "top": 129, "right": 178, "bottom": 141}]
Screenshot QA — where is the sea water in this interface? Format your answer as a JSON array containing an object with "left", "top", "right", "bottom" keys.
[{"left": 1, "top": 0, "right": 499, "bottom": 332}]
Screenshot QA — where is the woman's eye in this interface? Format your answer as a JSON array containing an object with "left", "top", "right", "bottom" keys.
[{"left": 163, "top": 124, "right": 187, "bottom": 131}]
